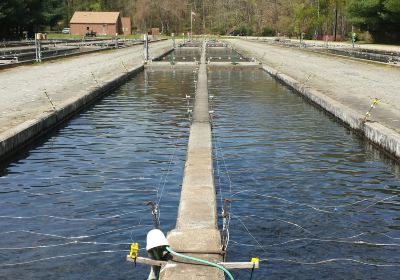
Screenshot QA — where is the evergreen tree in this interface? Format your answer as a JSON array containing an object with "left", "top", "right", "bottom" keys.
[{"left": 348, "top": 0, "right": 400, "bottom": 42}]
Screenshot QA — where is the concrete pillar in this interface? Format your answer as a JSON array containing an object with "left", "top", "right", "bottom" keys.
[{"left": 144, "top": 34, "right": 149, "bottom": 62}]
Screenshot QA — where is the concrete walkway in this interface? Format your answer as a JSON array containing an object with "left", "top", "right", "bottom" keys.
[
  {"left": 0, "top": 40, "right": 173, "bottom": 160},
  {"left": 244, "top": 36, "right": 400, "bottom": 52},
  {"left": 162, "top": 42, "right": 224, "bottom": 280},
  {"left": 0, "top": 40, "right": 172, "bottom": 136},
  {"left": 229, "top": 39, "right": 400, "bottom": 135}
]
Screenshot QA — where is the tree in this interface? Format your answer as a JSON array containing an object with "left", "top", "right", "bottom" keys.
[
  {"left": 0, "top": 0, "right": 398, "bottom": 42},
  {"left": 348, "top": 0, "right": 400, "bottom": 42}
]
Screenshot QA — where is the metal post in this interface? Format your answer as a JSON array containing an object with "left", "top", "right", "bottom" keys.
[
  {"left": 35, "top": 34, "right": 42, "bottom": 63},
  {"left": 35, "top": 36, "right": 39, "bottom": 62},
  {"left": 143, "top": 33, "right": 149, "bottom": 62},
  {"left": 38, "top": 40, "right": 42, "bottom": 62},
  {"left": 146, "top": 201, "right": 160, "bottom": 229}
]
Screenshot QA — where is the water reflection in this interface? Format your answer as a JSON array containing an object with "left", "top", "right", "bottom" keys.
[
  {"left": 0, "top": 70, "right": 195, "bottom": 279},
  {"left": 209, "top": 69, "right": 400, "bottom": 280}
]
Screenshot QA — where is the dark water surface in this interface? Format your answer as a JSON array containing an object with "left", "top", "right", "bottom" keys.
[
  {"left": 208, "top": 69, "right": 400, "bottom": 279},
  {"left": 206, "top": 47, "right": 250, "bottom": 62},
  {"left": 0, "top": 70, "right": 195, "bottom": 279},
  {"left": 1, "top": 64, "right": 400, "bottom": 280},
  {"left": 159, "top": 47, "right": 201, "bottom": 62}
]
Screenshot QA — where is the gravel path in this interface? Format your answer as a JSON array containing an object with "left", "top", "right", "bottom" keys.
[
  {"left": 230, "top": 39, "right": 400, "bottom": 134},
  {"left": 0, "top": 40, "right": 172, "bottom": 135}
]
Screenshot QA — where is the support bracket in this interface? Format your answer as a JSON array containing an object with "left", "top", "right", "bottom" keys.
[{"left": 127, "top": 256, "right": 259, "bottom": 270}]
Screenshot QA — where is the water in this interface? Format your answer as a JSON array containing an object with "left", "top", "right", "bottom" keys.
[
  {"left": 1, "top": 62, "right": 400, "bottom": 280},
  {"left": 209, "top": 69, "right": 400, "bottom": 279},
  {"left": 0, "top": 70, "right": 196, "bottom": 279},
  {"left": 206, "top": 47, "right": 249, "bottom": 62},
  {"left": 159, "top": 48, "right": 201, "bottom": 62}
]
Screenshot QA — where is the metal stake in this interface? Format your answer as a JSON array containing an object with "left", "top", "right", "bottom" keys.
[{"left": 146, "top": 201, "right": 159, "bottom": 229}]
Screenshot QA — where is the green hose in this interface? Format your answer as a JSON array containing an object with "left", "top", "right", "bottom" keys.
[{"left": 166, "top": 246, "right": 234, "bottom": 280}]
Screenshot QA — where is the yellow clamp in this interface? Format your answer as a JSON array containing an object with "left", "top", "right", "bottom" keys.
[
  {"left": 250, "top": 258, "right": 260, "bottom": 269},
  {"left": 130, "top": 243, "right": 139, "bottom": 260},
  {"left": 372, "top": 98, "right": 380, "bottom": 106}
]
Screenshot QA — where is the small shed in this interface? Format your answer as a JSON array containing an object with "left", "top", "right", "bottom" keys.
[
  {"left": 150, "top": 28, "right": 160, "bottom": 35},
  {"left": 121, "top": 17, "right": 131, "bottom": 35},
  {"left": 70, "top": 11, "right": 122, "bottom": 36}
]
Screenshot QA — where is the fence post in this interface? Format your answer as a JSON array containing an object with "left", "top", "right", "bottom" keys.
[
  {"left": 143, "top": 33, "right": 149, "bottom": 62},
  {"left": 35, "top": 33, "right": 42, "bottom": 63}
]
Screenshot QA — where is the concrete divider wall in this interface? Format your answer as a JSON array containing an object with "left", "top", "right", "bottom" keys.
[
  {"left": 0, "top": 39, "right": 169, "bottom": 71},
  {"left": 161, "top": 42, "right": 224, "bottom": 280}
]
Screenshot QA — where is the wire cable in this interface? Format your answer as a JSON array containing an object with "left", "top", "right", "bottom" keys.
[
  {"left": 0, "top": 250, "right": 129, "bottom": 267},
  {"left": 261, "top": 257, "right": 400, "bottom": 267}
]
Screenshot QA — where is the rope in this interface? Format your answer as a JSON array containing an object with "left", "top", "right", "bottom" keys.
[
  {"left": 0, "top": 208, "right": 148, "bottom": 221},
  {"left": 261, "top": 257, "right": 400, "bottom": 267},
  {"left": 156, "top": 136, "right": 180, "bottom": 206},
  {"left": 0, "top": 224, "right": 152, "bottom": 240},
  {"left": 155, "top": 135, "right": 181, "bottom": 225},
  {"left": 212, "top": 125, "right": 224, "bottom": 209},
  {"left": 231, "top": 214, "right": 400, "bottom": 245},
  {"left": 231, "top": 189, "right": 399, "bottom": 214},
  {"left": 17, "top": 186, "right": 156, "bottom": 197},
  {"left": 0, "top": 240, "right": 133, "bottom": 250},
  {"left": 233, "top": 214, "right": 265, "bottom": 252},
  {"left": 210, "top": 109, "right": 234, "bottom": 251},
  {"left": 0, "top": 250, "right": 129, "bottom": 267},
  {"left": 229, "top": 238, "right": 400, "bottom": 248}
]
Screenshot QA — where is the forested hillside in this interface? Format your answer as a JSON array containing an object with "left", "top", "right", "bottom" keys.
[{"left": 0, "top": 0, "right": 399, "bottom": 43}]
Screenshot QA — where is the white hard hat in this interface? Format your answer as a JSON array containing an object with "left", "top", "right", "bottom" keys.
[{"left": 146, "top": 229, "right": 169, "bottom": 251}]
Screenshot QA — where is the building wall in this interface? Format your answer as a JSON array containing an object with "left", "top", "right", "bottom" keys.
[
  {"left": 70, "top": 23, "right": 117, "bottom": 36},
  {"left": 122, "top": 17, "right": 131, "bottom": 35},
  {"left": 151, "top": 28, "right": 160, "bottom": 35}
]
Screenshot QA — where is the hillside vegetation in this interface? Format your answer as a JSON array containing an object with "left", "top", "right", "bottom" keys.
[{"left": 0, "top": 0, "right": 399, "bottom": 43}]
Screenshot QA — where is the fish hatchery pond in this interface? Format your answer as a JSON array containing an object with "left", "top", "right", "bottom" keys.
[{"left": 0, "top": 61, "right": 400, "bottom": 279}]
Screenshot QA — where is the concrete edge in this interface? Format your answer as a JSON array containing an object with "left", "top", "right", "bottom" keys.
[
  {"left": 261, "top": 64, "right": 400, "bottom": 160},
  {"left": 0, "top": 39, "right": 168, "bottom": 71},
  {"left": 0, "top": 46, "right": 117, "bottom": 71},
  {"left": 145, "top": 61, "right": 199, "bottom": 70},
  {"left": 239, "top": 38, "right": 400, "bottom": 69},
  {"left": 163, "top": 41, "right": 224, "bottom": 280},
  {"left": 0, "top": 48, "right": 173, "bottom": 161},
  {"left": 207, "top": 62, "right": 261, "bottom": 69}
]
